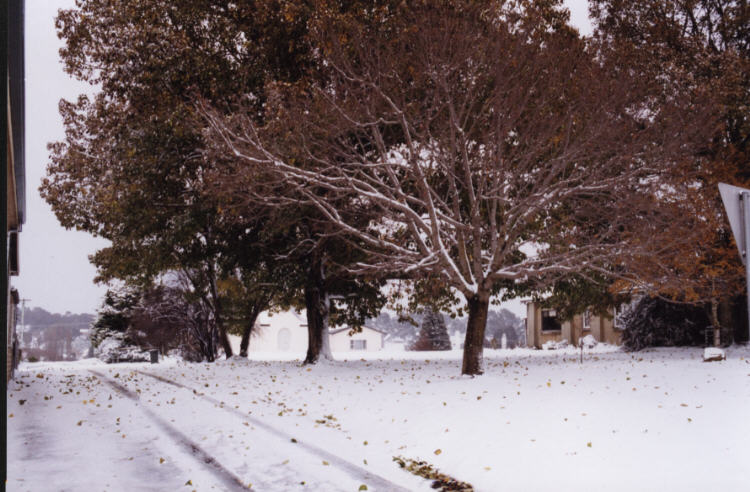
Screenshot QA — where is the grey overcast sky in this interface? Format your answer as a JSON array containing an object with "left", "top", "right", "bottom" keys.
[{"left": 15, "top": 0, "right": 593, "bottom": 316}]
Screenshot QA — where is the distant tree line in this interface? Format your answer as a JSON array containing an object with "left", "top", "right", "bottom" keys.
[
  {"left": 19, "top": 307, "right": 95, "bottom": 362},
  {"left": 22, "top": 307, "right": 93, "bottom": 328}
]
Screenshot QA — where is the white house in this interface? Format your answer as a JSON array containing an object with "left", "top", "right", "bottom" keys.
[
  {"left": 248, "top": 310, "right": 309, "bottom": 353},
  {"left": 329, "top": 326, "right": 385, "bottom": 352},
  {"left": 246, "top": 310, "right": 384, "bottom": 354}
]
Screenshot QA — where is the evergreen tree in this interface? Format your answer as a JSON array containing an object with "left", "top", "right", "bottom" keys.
[
  {"left": 411, "top": 309, "right": 451, "bottom": 351},
  {"left": 621, "top": 297, "right": 710, "bottom": 351},
  {"left": 90, "top": 288, "right": 139, "bottom": 349}
]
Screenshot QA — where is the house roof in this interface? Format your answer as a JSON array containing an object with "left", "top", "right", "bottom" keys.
[
  {"left": 257, "top": 310, "right": 307, "bottom": 327},
  {"left": 329, "top": 325, "right": 385, "bottom": 336}
]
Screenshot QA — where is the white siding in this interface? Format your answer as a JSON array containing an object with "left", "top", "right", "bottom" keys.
[
  {"left": 329, "top": 326, "right": 383, "bottom": 352},
  {"left": 249, "top": 311, "right": 308, "bottom": 354},
  {"left": 243, "top": 310, "right": 384, "bottom": 354}
]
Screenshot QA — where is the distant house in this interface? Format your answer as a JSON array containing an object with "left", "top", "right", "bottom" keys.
[
  {"left": 383, "top": 334, "right": 408, "bottom": 351},
  {"left": 247, "top": 310, "right": 384, "bottom": 353},
  {"left": 525, "top": 300, "right": 637, "bottom": 349},
  {"left": 329, "top": 325, "right": 384, "bottom": 352},
  {"left": 249, "top": 311, "right": 309, "bottom": 353}
]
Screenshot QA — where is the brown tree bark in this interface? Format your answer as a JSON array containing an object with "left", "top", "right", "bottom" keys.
[
  {"left": 239, "top": 307, "right": 261, "bottom": 357},
  {"left": 239, "top": 323, "right": 252, "bottom": 358},
  {"left": 304, "top": 294, "right": 324, "bottom": 364},
  {"left": 207, "top": 263, "right": 233, "bottom": 358},
  {"left": 304, "top": 255, "right": 332, "bottom": 364},
  {"left": 199, "top": 311, "right": 216, "bottom": 362},
  {"left": 462, "top": 294, "right": 490, "bottom": 375},
  {"left": 204, "top": 338, "right": 215, "bottom": 362},
  {"left": 217, "top": 322, "right": 233, "bottom": 358}
]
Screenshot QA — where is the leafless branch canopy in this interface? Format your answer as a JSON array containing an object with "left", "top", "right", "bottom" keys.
[{"left": 201, "top": 2, "right": 713, "bottom": 301}]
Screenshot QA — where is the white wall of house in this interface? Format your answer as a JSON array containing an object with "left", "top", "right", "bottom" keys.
[
  {"left": 329, "top": 326, "right": 383, "bottom": 352},
  {"left": 243, "top": 310, "right": 384, "bottom": 354},
  {"left": 384, "top": 340, "right": 407, "bottom": 351},
  {"left": 249, "top": 310, "right": 308, "bottom": 354}
]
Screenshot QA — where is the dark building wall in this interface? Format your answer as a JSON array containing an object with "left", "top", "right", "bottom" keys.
[{"left": 6, "top": 0, "right": 25, "bottom": 382}]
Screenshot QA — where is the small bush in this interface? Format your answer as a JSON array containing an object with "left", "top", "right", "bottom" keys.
[{"left": 96, "top": 334, "right": 150, "bottom": 363}]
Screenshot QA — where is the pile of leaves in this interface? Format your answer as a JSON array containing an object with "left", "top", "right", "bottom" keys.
[{"left": 393, "top": 456, "right": 473, "bottom": 491}]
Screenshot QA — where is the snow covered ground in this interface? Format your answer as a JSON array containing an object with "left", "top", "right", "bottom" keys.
[{"left": 7, "top": 345, "right": 750, "bottom": 491}]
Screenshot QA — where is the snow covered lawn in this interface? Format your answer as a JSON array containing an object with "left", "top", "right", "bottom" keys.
[{"left": 7, "top": 346, "right": 750, "bottom": 491}]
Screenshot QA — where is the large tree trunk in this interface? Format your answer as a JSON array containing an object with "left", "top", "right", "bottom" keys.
[
  {"left": 217, "top": 322, "right": 233, "bottom": 358},
  {"left": 199, "top": 314, "right": 216, "bottom": 362},
  {"left": 239, "top": 321, "right": 253, "bottom": 358},
  {"left": 207, "top": 263, "right": 233, "bottom": 358},
  {"left": 239, "top": 306, "right": 262, "bottom": 357},
  {"left": 304, "top": 256, "right": 333, "bottom": 365},
  {"left": 204, "top": 337, "right": 215, "bottom": 362},
  {"left": 462, "top": 294, "right": 490, "bottom": 375}
]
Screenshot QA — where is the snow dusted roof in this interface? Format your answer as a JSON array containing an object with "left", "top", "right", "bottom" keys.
[{"left": 329, "top": 325, "right": 386, "bottom": 336}]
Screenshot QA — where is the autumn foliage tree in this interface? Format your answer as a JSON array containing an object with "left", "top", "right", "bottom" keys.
[
  {"left": 43, "top": 0, "right": 393, "bottom": 363},
  {"left": 589, "top": 0, "right": 749, "bottom": 344},
  {"left": 202, "top": 0, "right": 712, "bottom": 374},
  {"left": 41, "top": 1, "right": 278, "bottom": 358}
]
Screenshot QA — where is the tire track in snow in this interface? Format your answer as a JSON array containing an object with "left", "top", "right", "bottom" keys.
[
  {"left": 135, "top": 369, "right": 412, "bottom": 492},
  {"left": 89, "top": 370, "right": 251, "bottom": 491}
]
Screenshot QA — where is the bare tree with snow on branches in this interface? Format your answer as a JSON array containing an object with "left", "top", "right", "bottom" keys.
[{"left": 201, "top": 1, "right": 713, "bottom": 374}]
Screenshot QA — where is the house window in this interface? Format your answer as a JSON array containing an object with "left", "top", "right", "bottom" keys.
[
  {"left": 541, "top": 309, "right": 561, "bottom": 332},
  {"left": 350, "top": 339, "right": 367, "bottom": 350},
  {"left": 583, "top": 310, "right": 591, "bottom": 331}
]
